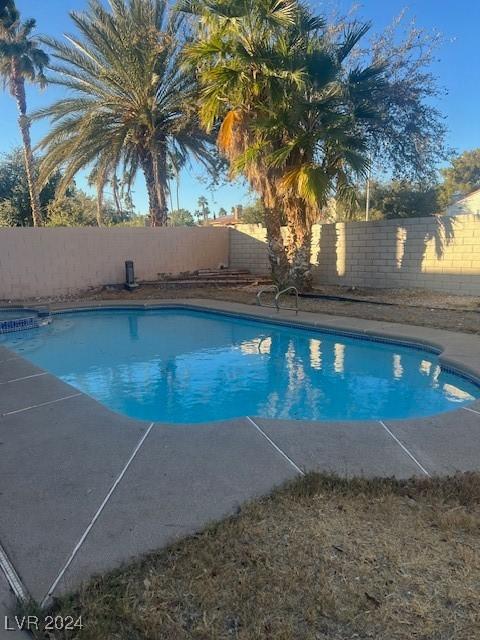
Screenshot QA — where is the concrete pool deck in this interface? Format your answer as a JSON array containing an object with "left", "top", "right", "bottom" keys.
[{"left": 1, "top": 298, "right": 480, "bottom": 617}]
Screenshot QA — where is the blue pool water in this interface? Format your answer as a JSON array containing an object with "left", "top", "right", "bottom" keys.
[{"left": 1, "top": 308, "right": 478, "bottom": 423}]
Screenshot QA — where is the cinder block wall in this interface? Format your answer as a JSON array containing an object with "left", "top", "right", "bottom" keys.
[
  {"left": 2, "top": 217, "right": 479, "bottom": 300},
  {"left": 0, "top": 227, "right": 229, "bottom": 300},
  {"left": 231, "top": 216, "right": 480, "bottom": 295},
  {"left": 229, "top": 224, "right": 270, "bottom": 274}
]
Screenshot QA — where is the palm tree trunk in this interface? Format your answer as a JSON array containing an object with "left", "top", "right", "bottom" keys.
[
  {"left": 141, "top": 152, "right": 165, "bottom": 226},
  {"left": 95, "top": 168, "right": 107, "bottom": 227},
  {"left": 261, "top": 180, "right": 289, "bottom": 287},
  {"left": 152, "top": 148, "right": 168, "bottom": 226},
  {"left": 112, "top": 175, "right": 122, "bottom": 219},
  {"left": 11, "top": 60, "right": 42, "bottom": 227},
  {"left": 96, "top": 186, "right": 104, "bottom": 227},
  {"left": 287, "top": 228, "right": 313, "bottom": 291},
  {"left": 264, "top": 208, "right": 290, "bottom": 288},
  {"left": 168, "top": 179, "right": 174, "bottom": 216},
  {"left": 284, "top": 198, "right": 313, "bottom": 291}
]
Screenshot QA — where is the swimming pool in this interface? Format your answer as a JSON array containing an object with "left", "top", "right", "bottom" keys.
[{"left": 1, "top": 307, "right": 478, "bottom": 423}]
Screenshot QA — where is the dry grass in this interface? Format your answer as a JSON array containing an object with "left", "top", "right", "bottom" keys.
[
  {"left": 78, "top": 284, "right": 480, "bottom": 334},
  {"left": 39, "top": 473, "right": 480, "bottom": 640},
  {"left": 4, "top": 281, "right": 480, "bottom": 334}
]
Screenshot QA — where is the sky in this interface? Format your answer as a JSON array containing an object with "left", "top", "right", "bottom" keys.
[{"left": 1, "top": 0, "right": 479, "bottom": 215}]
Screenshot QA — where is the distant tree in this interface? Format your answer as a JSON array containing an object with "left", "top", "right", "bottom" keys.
[
  {"left": 0, "top": 200, "right": 17, "bottom": 227},
  {"left": 217, "top": 207, "right": 227, "bottom": 218},
  {"left": 438, "top": 149, "right": 480, "bottom": 208},
  {"left": 168, "top": 208, "right": 195, "bottom": 226},
  {"left": 116, "top": 214, "right": 148, "bottom": 227},
  {"left": 46, "top": 192, "right": 98, "bottom": 227},
  {"left": 0, "top": 149, "right": 62, "bottom": 226},
  {"left": 240, "top": 200, "right": 266, "bottom": 224},
  {"left": 351, "top": 11, "right": 451, "bottom": 183},
  {"left": 194, "top": 196, "right": 210, "bottom": 223},
  {"left": 335, "top": 180, "right": 439, "bottom": 221},
  {"left": 372, "top": 182, "right": 439, "bottom": 219},
  {"left": 87, "top": 168, "right": 136, "bottom": 225},
  {"left": 0, "top": 0, "right": 48, "bottom": 226},
  {"left": 46, "top": 189, "right": 130, "bottom": 227}
]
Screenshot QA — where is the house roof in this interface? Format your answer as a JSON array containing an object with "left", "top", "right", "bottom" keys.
[
  {"left": 454, "top": 187, "right": 480, "bottom": 203},
  {"left": 207, "top": 215, "right": 243, "bottom": 227}
]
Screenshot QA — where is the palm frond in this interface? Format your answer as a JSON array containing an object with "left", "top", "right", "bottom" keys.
[
  {"left": 280, "top": 164, "right": 330, "bottom": 206},
  {"left": 337, "top": 21, "right": 371, "bottom": 62},
  {"left": 217, "top": 109, "right": 241, "bottom": 153}
]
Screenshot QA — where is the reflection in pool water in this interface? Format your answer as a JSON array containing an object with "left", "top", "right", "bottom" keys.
[{"left": 1, "top": 308, "right": 478, "bottom": 423}]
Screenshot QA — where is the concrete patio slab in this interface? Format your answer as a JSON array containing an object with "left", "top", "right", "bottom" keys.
[
  {"left": 469, "top": 399, "right": 480, "bottom": 412},
  {"left": 254, "top": 418, "right": 423, "bottom": 478},
  {"left": 0, "top": 394, "right": 148, "bottom": 602},
  {"left": 0, "top": 372, "right": 79, "bottom": 415},
  {"left": 0, "top": 357, "right": 45, "bottom": 385},
  {"left": 383, "top": 408, "right": 480, "bottom": 475},
  {"left": 0, "top": 345, "right": 19, "bottom": 364},
  {"left": 54, "top": 419, "right": 298, "bottom": 597}
]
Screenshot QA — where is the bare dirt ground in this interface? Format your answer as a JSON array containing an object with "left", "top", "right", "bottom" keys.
[
  {"left": 37, "top": 473, "right": 480, "bottom": 640},
  {"left": 16, "top": 282, "right": 478, "bottom": 334}
]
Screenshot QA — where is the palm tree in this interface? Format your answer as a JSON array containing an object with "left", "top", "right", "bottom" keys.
[
  {"left": 35, "top": 0, "right": 214, "bottom": 227},
  {"left": 0, "top": 1, "right": 48, "bottom": 227},
  {"left": 195, "top": 195, "right": 210, "bottom": 223},
  {"left": 245, "top": 22, "right": 386, "bottom": 288},
  {"left": 180, "top": 0, "right": 297, "bottom": 284},
  {"left": 181, "top": 0, "right": 386, "bottom": 289}
]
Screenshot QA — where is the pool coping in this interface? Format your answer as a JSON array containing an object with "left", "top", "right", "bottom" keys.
[{"left": 1, "top": 298, "right": 480, "bottom": 610}]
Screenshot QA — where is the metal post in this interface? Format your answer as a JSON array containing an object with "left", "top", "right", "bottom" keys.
[
  {"left": 365, "top": 175, "right": 370, "bottom": 222},
  {"left": 125, "top": 260, "right": 138, "bottom": 290}
]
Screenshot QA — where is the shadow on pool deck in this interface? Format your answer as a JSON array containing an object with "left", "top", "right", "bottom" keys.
[{"left": 1, "top": 301, "right": 480, "bottom": 610}]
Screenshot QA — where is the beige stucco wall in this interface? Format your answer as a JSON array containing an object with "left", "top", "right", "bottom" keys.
[
  {"left": 0, "top": 227, "right": 229, "bottom": 299},
  {"left": 230, "top": 216, "right": 480, "bottom": 295}
]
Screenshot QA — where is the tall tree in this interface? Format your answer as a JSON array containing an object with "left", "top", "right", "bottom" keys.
[
  {"left": 438, "top": 149, "right": 480, "bottom": 208},
  {"left": 182, "top": 0, "right": 385, "bottom": 288},
  {"left": 195, "top": 195, "right": 210, "bottom": 223},
  {"left": 347, "top": 12, "right": 450, "bottom": 184},
  {"left": 0, "top": 1, "right": 48, "bottom": 226},
  {"left": 239, "top": 200, "right": 266, "bottom": 225},
  {"left": 339, "top": 180, "right": 440, "bottom": 221},
  {"left": 35, "top": 0, "right": 214, "bottom": 227},
  {"left": 181, "top": 0, "right": 299, "bottom": 284},
  {"left": 0, "top": 148, "right": 62, "bottom": 226}
]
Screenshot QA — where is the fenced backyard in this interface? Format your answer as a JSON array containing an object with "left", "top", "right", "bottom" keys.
[{"left": 1, "top": 215, "right": 479, "bottom": 300}]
